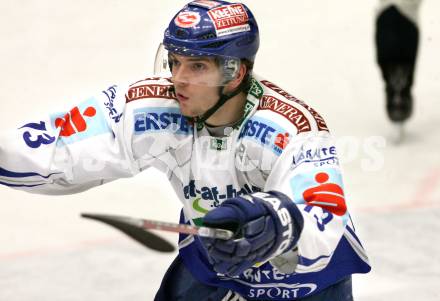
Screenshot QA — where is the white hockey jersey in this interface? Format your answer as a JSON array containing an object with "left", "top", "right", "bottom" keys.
[{"left": 0, "top": 74, "right": 370, "bottom": 300}]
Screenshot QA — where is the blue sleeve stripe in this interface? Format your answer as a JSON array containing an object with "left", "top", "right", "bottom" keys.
[
  {"left": 0, "top": 167, "right": 60, "bottom": 179},
  {"left": 298, "top": 254, "right": 332, "bottom": 266},
  {"left": 345, "top": 224, "right": 363, "bottom": 246},
  {"left": 0, "top": 180, "right": 46, "bottom": 188}
]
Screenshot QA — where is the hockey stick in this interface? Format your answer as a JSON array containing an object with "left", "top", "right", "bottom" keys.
[
  {"left": 81, "top": 213, "right": 234, "bottom": 252},
  {"left": 81, "top": 213, "right": 175, "bottom": 253}
]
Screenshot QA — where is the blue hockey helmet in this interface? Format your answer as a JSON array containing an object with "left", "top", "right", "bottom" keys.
[
  {"left": 155, "top": 1, "right": 260, "bottom": 123},
  {"left": 163, "top": 0, "right": 259, "bottom": 62}
]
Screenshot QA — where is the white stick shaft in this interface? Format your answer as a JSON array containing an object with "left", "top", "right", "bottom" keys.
[{"left": 141, "top": 218, "right": 234, "bottom": 240}]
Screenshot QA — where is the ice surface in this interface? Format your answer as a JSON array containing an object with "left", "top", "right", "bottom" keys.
[{"left": 0, "top": 0, "right": 439, "bottom": 300}]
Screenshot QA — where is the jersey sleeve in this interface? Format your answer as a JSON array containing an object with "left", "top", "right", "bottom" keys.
[
  {"left": 0, "top": 83, "right": 163, "bottom": 194},
  {"left": 264, "top": 130, "right": 349, "bottom": 274}
]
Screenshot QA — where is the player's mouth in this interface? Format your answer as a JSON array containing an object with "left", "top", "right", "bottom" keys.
[{"left": 176, "top": 93, "right": 189, "bottom": 103}]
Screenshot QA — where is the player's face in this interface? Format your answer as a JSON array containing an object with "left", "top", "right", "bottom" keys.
[{"left": 169, "top": 54, "right": 223, "bottom": 117}]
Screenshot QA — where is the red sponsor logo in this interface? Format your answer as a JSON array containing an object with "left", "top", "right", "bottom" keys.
[
  {"left": 274, "top": 132, "right": 290, "bottom": 150},
  {"left": 303, "top": 172, "right": 347, "bottom": 216},
  {"left": 208, "top": 4, "right": 249, "bottom": 35},
  {"left": 55, "top": 106, "right": 96, "bottom": 137},
  {"left": 125, "top": 84, "right": 176, "bottom": 103},
  {"left": 261, "top": 80, "right": 329, "bottom": 132},
  {"left": 174, "top": 11, "right": 201, "bottom": 28},
  {"left": 259, "top": 95, "right": 311, "bottom": 133}
]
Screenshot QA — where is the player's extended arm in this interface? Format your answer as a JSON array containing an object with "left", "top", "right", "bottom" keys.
[{"left": 0, "top": 84, "right": 137, "bottom": 194}]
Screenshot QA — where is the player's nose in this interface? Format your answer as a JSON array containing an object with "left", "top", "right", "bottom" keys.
[{"left": 172, "top": 65, "right": 190, "bottom": 86}]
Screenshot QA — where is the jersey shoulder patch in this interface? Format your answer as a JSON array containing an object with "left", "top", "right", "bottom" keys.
[
  {"left": 125, "top": 77, "right": 176, "bottom": 103},
  {"left": 259, "top": 80, "right": 329, "bottom": 132}
]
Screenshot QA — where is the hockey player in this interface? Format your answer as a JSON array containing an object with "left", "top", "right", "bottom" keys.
[
  {"left": 375, "top": 0, "right": 422, "bottom": 139},
  {"left": 0, "top": 1, "right": 370, "bottom": 300}
]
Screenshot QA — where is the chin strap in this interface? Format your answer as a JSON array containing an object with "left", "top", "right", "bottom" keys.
[
  {"left": 194, "top": 87, "right": 242, "bottom": 124},
  {"left": 195, "top": 74, "right": 252, "bottom": 124}
]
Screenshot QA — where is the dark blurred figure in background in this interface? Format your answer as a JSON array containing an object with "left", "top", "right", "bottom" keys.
[{"left": 375, "top": 0, "right": 422, "bottom": 128}]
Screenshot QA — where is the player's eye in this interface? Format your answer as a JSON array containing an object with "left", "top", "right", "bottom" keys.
[
  {"left": 170, "top": 58, "right": 180, "bottom": 67},
  {"left": 191, "top": 62, "right": 207, "bottom": 72}
]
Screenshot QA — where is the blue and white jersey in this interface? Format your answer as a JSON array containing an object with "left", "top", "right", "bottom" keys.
[{"left": 0, "top": 75, "right": 370, "bottom": 300}]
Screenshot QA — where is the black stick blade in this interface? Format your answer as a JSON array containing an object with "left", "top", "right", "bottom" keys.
[{"left": 81, "top": 213, "right": 175, "bottom": 253}]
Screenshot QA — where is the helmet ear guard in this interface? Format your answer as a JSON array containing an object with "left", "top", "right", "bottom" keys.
[
  {"left": 217, "top": 57, "right": 240, "bottom": 85},
  {"left": 221, "top": 59, "right": 249, "bottom": 92}
]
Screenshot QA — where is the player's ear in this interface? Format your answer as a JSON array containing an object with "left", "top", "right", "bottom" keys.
[{"left": 225, "top": 63, "right": 247, "bottom": 92}]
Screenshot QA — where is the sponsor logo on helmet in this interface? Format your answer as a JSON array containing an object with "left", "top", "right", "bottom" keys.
[
  {"left": 208, "top": 4, "right": 250, "bottom": 37},
  {"left": 174, "top": 11, "right": 201, "bottom": 28}
]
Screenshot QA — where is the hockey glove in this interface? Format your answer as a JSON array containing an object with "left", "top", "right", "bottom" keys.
[{"left": 201, "top": 191, "right": 303, "bottom": 276}]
